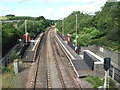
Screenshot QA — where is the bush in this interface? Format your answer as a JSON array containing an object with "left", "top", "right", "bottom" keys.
[
  {"left": 108, "top": 78, "right": 117, "bottom": 88},
  {"left": 2, "top": 66, "right": 11, "bottom": 73},
  {"left": 10, "top": 50, "right": 21, "bottom": 62},
  {"left": 85, "top": 75, "right": 118, "bottom": 89},
  {"left": 85, "top": 75, "right": 104, "bottom": 88},
  {"left": 2, "top": 64, "right": 14, "bottom": 73}
]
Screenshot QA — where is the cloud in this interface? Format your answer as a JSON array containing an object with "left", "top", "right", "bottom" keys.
[
  {"left": 42, "top": 8, "right": 53, "bottom": 18},
  {"left": 0, "top": 5, "right": 13, "bottom": 16},
  {"left": 46, "top": 2, "right": 105, "bottom": 20},
  {"left": 1, "top": 0, "right": 119, "bottom": 19}
]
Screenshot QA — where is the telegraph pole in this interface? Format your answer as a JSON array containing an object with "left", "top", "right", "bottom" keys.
[
  {"left": 75, "top": 14, "right": 78, "bottom": 46},
  {"left": 25, "top": 20, "right": 27, "bottom": 45},
  {"left": 62, "top": 19, "right": 64, "bottom": 36},
  {"left": 71, "top": 14, "right": 78, "bottom": 46}
]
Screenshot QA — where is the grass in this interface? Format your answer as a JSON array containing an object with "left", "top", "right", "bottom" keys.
[
  {"left": 2, "top": 72, "right": 14, "bottom": 88},
  {"left": 85, "top": 75, "right": 118, "bottom": 89},
  {"left": 2, "top": 60, "right": 24, "bottom": 88},
  {"left": 85, "top": 75, "right": 104, "bottom": 88},
  {"left": 0, "top": 73, "right": 2, "bottom": 89},
  {"left": 1, "top": 50, "right": 24, "bottom": 88},
  {"left": 0, "top": 16, "right": 8, "bottom": 20},
  {"left": 2, "top": 63, "right": 15, "bottom": 88}
]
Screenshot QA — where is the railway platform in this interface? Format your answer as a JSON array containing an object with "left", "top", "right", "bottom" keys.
[
  {"left": 22, "top": 46, "right": 34, "bottom": 62},
  {"left": 22, "top": 33, "right": 43, "bottom": 62},
  {"left": 56, "top": 33, "right": 93, "bottom": 77}
]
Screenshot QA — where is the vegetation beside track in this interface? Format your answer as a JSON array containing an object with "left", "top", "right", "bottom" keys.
[
  {"left": 56, "top": 1, "right": 120, "bottom": 52},
  {"left": 85, "top": 75, "right": 117, "bottom": 89},
  {"left": 2, "top": 15, "right": 54, "bottom": 56},
  {"left": 2, "top": 60, "right": 24, "bottom": 88}
]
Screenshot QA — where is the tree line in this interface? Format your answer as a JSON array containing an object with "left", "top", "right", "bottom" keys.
[
  {"left": 56, "top": 1, "right": 120, "bottom": 52},
  {"left": 2, "top": 16, "right": 53, "bottom": 56}
]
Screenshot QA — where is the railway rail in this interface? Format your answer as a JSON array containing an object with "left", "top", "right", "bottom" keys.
[
  {"left": 28, "top": 27, "right": 82, "bottom": 89},
  {"left": 34, "top": 31, "right": 48, "bottom": 89},
  {"left": 48, "top": 28, "right": 82, "bottom": 89}
]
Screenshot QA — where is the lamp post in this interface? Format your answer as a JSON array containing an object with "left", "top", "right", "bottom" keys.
[
  {"left": 62, "top": 19, "right": 64, "bottom": 36},
  {"left": 25, "top": 20, "right": 27, "bottom": 33},
  {"left": 71, "top": 14, "right": 78, "bottom": 46},
  {"left": 75, "top": 14, "right": 78, "bottom": 46},
  {"left": 25, "top": 20, "right": 27, "bottom": 44}
]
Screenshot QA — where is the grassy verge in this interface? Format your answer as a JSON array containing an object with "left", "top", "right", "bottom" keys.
[
  {"left": 85, "top": 75, "right": 118, "bottom": 89},
  {"left": 2, "top": 63, "right": 14, "bottom": 88},
  {"left": 2, "top": 61, "right": 24, "bottom": 88},
  {"left": 2, "top": 72, "right": 14, "bottom": 88},
  {"left": 0, "top": 16, "right": 8, "bottom": 20}
]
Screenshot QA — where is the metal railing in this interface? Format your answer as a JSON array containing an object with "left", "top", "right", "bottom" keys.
[
  {"left": 2, "top": 44, "right": 19, "bottom": 66},
  {"left": 57, "top": 31, "right": 120, "bottom": 83},
  {"left": 2, "top": 41, "right": 29, "bottom": 67},
  {"left": 57, "top": 32, "right": 80, "bottom": 54},
  {"left": 109, "top": 65, "right": 120, "bottom": 83}
]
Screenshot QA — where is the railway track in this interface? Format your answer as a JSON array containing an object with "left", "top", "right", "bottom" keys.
[
  {"left": 49, "top": 29, "right": 82, "bottom": 89},
  {"left": 50, "top": 33, "right": 66, "bottom": 88},
  {"left": 30, "top": 27, "right": 82, "bottom": 89},
  {"left": 34, "top": 31, "right": 48, "bottom": 89}
]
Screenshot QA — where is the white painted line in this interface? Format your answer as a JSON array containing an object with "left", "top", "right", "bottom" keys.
[
  {"left": 79, "top": 55, "right": 83, "bottom": 59},
  {"left": 33, "top": 33, "right": 44, "bottom": 62},
  {"left": 55, "top": 35, "right": 75, "bottom": 60},
  {"left": 83, "top": 50, "right": 104, "bottom": 63},
  {"left": 94, "top": 61, "right": 103, "bottom": 64},
  {"left": 32, "top": 33, "right": 43, "bottom": 51},
  {"left": 55, "top": 34, "right": 80, "bottom": 77}
]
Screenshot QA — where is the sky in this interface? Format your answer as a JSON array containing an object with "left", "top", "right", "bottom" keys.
[{"left": 0, "top": 0, "right": 119, "bottom": 20}]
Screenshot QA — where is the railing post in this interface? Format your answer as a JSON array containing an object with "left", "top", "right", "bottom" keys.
[{"left": 112, "top": 67, "right": 115, "bottom": 80}]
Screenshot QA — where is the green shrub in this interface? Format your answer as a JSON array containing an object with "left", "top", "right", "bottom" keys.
[
  {"left": 85, "top": 75, "right": 118, "bottom": 89},
  {"left": 85, "top": 75, "right": 104, "bottom": 88},
  {"left": 10, "top": 50, "right": 21, "bottom": 62},
  {"left": 2, "top": 64, "right": 14, "bottom": 73},
  {"left": 2, "top": 66, "right": 11, "bottom": 73},
  {"left": 108, "top": 78, "right": 117, "bottom": 88}
]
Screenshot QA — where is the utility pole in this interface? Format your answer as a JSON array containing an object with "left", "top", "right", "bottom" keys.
[
  {"left": 25, "top": 20, "right": 27, "bottom": 33},
  {"left": 71, "top": 14, "right": 78, "bottom": 46},
  {"left": 62, "top": 19, "right": 64, "bottom": 36},
  {"left": 25, "top": 20, "right": 27, "bottom": 45},
  {"left": 75, "top": 14, "right": 78, "bottom": 46}
]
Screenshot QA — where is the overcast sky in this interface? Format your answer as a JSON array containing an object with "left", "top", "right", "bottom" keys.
[{"left": 0, "top": 0, "right": 119, "bottom": 20}]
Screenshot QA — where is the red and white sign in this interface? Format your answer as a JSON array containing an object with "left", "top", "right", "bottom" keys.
[
  {"left": 23, "top": 33, "right": 30, "bottom": 43},
  {"left": 66, "top": 34, "right": 71, "bottom": 43}
]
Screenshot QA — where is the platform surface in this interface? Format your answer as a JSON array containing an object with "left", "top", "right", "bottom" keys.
[
  {"left": 22, "top": 34, "right": 42, "bottom": 62},
  {"left": 57, "top": 34, "right": 93, "bottom": 77}
]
